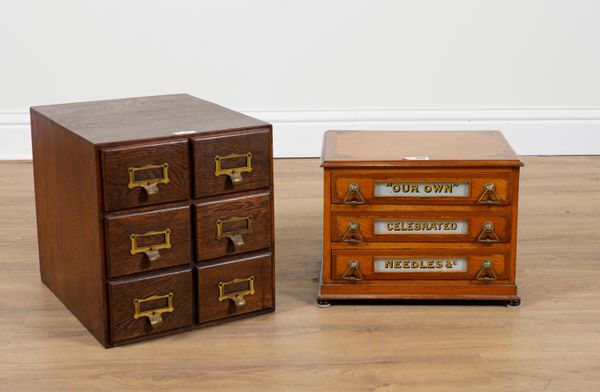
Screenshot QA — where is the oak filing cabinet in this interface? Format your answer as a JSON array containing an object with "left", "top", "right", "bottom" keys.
[
  {"left": 31, "top": 94, "right": 275, "bottom": 347},
  {"left": 318, "top": 130, "right": 522, "bottom": 306}
]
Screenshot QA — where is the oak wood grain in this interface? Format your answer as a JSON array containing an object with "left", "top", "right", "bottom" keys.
[
  {"left": 322, "top": 130, "right": 522, "bottom": 167},
  {"left": 192, "top": 128, "right": 272, "bottom": 198},
  {"left": 109, "top": 268, "right": 193, "bottom": 343},
  {"left": 101, "top": 139, "right": 190, "bottom": 212},
  {"left": 196, "top": 252, "right": 273, "bottom": 323},
  {"left": 104, "top": 205, "right": 192, "bottom": 278},
  {"left": 31, "top": 94, "right": 268, "bottom": 145},
  {"left": 194, "top": 191, "right": 272, "bottom": 261},
  {"left": 1, "top": 157, "right": 599, "bottom": 391}
]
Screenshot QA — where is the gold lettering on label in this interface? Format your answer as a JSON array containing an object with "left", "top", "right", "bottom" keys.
[
  {"left": 445, "top": 260, "right": 453, "bottom": 269},
  {"left": 428, "top": 260, "right": 434, "bottom": 269},
  {"left": 424, "top": 185, "right": 432, "bottom": 193},
  {"left": 387, "top": 223, "right": 394, "bottom": 231},
  {"left": 403, "top": 260, "right": 410, "bottom": 268},
  {"left": 444, "top": 184, "right": 453, "bottom": 193},
  {"left": 394, "top": 260, "right": 401, "bottom": 269},
  {"left": 411, "top": 185, "right": 419, "bottom": 193},
  {"left": 436, "top": 260, "right": 443, "bottom": 268},
  {"left": 385, "top": 260, "right": 393, "bottom": 268},
  {"left": 433, "top": 184, "right": 444, "bottom": 193},
  {"left": 411, "top": 261, "right": 419, "bottom": 268}
]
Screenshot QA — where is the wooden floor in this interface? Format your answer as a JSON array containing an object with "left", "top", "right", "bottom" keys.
[{"left": 1, "top": 157, "right": 599, "bottom": 391}]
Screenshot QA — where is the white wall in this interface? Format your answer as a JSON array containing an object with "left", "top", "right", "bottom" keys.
[{"left": 2, "top": 0, "right": 600, "bottom": 158}]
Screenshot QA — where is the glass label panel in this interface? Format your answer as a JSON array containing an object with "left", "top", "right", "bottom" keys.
[
  {"left": 373, "top": 219, "right": 468, "bottom": 235},
  {"left": 374, "top": 181, "right": 469, "bottom": 197},
  {"left": 373, "top": 257, "right": 468, "bottom": 273}
]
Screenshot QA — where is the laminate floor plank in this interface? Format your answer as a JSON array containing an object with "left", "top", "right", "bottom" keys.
[{"left": 0, "top": 157, "right": 598, "bottom": 391}]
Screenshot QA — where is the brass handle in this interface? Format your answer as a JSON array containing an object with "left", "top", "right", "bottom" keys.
[
  {"left": 216, "top": 216, "right": 252, "bottom": 250},
  {"left": 133, "top": 292, "right": 174, "bottom": 328},
  {"left": 218, "top": 276, "right": 255, "bottom": 308},
  {"left": 477, "top": 221, "right": 500, "bottom": 243},
  {"left": 130, "top": 229, "right": 172, "bottom": 261},
  {"left": 343, "top": 183, "right": 365, "bottom": 205},
  {"left": 478, "top": 182, "right": 500, "bottom": 204},
  {"left": 342, "top": 259, "right": 363, "bottom": 281},
  {"left": 476, "top": 260, "right": 497, "bottom": 281},
  {"left": 215, "top": 152, "right": 253, "bottom": 184},
  {"left": 128, "top": 163, "right": 169, "bottom": 196},
  {"left": 342, "top": 221, "right": 363, "bottom": 243}
]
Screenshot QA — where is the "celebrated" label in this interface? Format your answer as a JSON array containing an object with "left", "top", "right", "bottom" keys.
[
  {"left": 373, "top": 219, "right": 468, "bottom": 235},
  {"left": 374, "top": 181, "right": 469, "bottom": 197}
]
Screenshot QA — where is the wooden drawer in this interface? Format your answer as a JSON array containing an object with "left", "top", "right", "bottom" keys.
[
  {"left": 194, "top": 191, "right": 272, "bottom": 261},
  {"left": 332, "top": 206, "right": 512, "bottom": 243},
  {"left": 196, "top": 252, "right": 273, "bottom": 323},
  {"left": 192, "top": 129, "right": 271, "bottom": 198},
  {"left": 102, "top": 140, "right": 190, "bottom": 212},
  {"left": 331, "top": 170, "right": 513, "bottom": 206},
  {"left": 108, "top": 268, "right": 193, "bottom": 343},
  {"left": 331, "top": 249, "right": 508, "bottom": 282},
  {"left": 105, "top": 205, "right": 192, "bottom": 278}
]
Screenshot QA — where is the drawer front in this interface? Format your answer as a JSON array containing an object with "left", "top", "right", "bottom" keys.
[
  {"left": 332, "top": 249, "right": 508, "bottom": 282},
  {"left": 332, "top": 171, "right": 513, "bottom": 206},
  {"left": 195, "top": 191, "right": 272, "bottom": 261},
  {"left": 109, "top": 268, "right": 193, "bottom": 343},
  {"left": 102, "top": 139, "right": 190, "bottom": 212},
  {"left": 196, "top": 253, "right": 273, "bottom": 323},
  {"left": 332, "top": 209, "right": 511, "bottom": 243},
  {"left": 192, "top": 129, "right": 271, "bottom": 198},
  {"left": 105, "top": 206, "right": 192, "bottom": 278}
]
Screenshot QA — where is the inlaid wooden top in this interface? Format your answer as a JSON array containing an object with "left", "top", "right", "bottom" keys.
[
  {"left": 321, "top": 130, "right": 522, "bottom": 168},
  {"left": 31, "top": 94, "right": 268, "bottom": 145}
]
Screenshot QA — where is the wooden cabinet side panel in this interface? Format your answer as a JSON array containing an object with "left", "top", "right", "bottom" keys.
[
  {"left": 31, "top": 111, "right": 108, "bottom": 346},
  {"left": 509, "top": 166, "right": 521, "bottom": 284}
]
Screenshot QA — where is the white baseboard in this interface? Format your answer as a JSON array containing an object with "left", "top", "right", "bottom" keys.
[{"left": 3, "top": 107, "right": 600, "bottom": 159}]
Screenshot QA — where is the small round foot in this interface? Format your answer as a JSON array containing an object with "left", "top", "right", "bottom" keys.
[
  {"left": 506, "top": 299, "right": 521, "bottom": 308},
  {"left": 317, "top": 299, "right": 331, "bottom": 308}
]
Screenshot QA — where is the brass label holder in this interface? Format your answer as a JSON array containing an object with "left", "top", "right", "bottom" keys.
[
  {"left": 130, "top": 229, "right": 172, "bottom": 261},
  {"left": 478, "top": 182, "right": 500, "bottom": 204},
  {"left": 342, "top": 260, "right": 363, "bottom": 281},
  {"left": 342, "top": 221, "right": 363, "bottom": 243},
  {"left": 128, "top": 163, "right": 169, "bottom": 196},
  {"left": 477, "top": 221, "right": 500, "bottom": 243},
  {"left": 343, "top": 183, "right": 365, "bottom": 205},
  {"left": 216, "top": 216, "right": 253, "bottom": 250},
  {"left": 214, "top": 152, "right": 253, "bottom": 184},
  {"left": 475, "top": 260, "right": 498, "bottom": 281},
  {"left": 133, "top": 292, "right": 174, "bottom": 328},
  {"left": 218, "top": 276, "right": 255, "bottom": 308}
]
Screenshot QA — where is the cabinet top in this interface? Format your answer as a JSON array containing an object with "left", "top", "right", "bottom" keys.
[
  {"left": 321, "top": 130, "right": 522, "bottom": 168},
  {"left": 31, "top": 94, "right": 269, "bottom": 145}
]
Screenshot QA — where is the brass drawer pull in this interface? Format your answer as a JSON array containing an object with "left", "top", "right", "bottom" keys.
[
  {"left": 476, "top": 260, "right": 497, "bottom": 281},
  {"left": 478, "top": 182, "right": 500, "bottom": 204},
  {"left": 218, "top": 276, "right": 255, "bottom": 308},
  {"left": 133, "top": 292, "right": 174, "bottom": 328},
  {"left": 216, "top": 216, "right": 253, "bottom": 250},
  {"left": 214, "top": 152, "right": 253, "bottom": 184},
  {"left": 342, "top": 260, "right": 363, "bottom": 281},
  {"left": 342, "top": 221, "right": 363, "bottom": 243},
  {"left": 477, "top": 221, "right": 500, "bottom": 243},
  {"left": 130, "top": 229, "right": 172, "bottom": 261},
  {"left": 128, "top": 163, "right": 169, "bottom": 196},
  {"left": 343, "top": 183, "right": 365, "bottom": 205}
]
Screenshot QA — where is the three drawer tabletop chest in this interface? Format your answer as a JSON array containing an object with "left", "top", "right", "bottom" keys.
[
  {"left": 31, "top": 94, "right": 275, "bottom": 347},
  {"left": 318, "top": 130, "right": 523, "bottom": 307}
]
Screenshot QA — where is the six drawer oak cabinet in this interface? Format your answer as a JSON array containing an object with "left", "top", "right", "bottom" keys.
[
  {"left": 318, "top": 130, "right": 522, "bottom": 306},
  {"left": 31, "top": 94, "right": 275, "bottom": 347}
]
